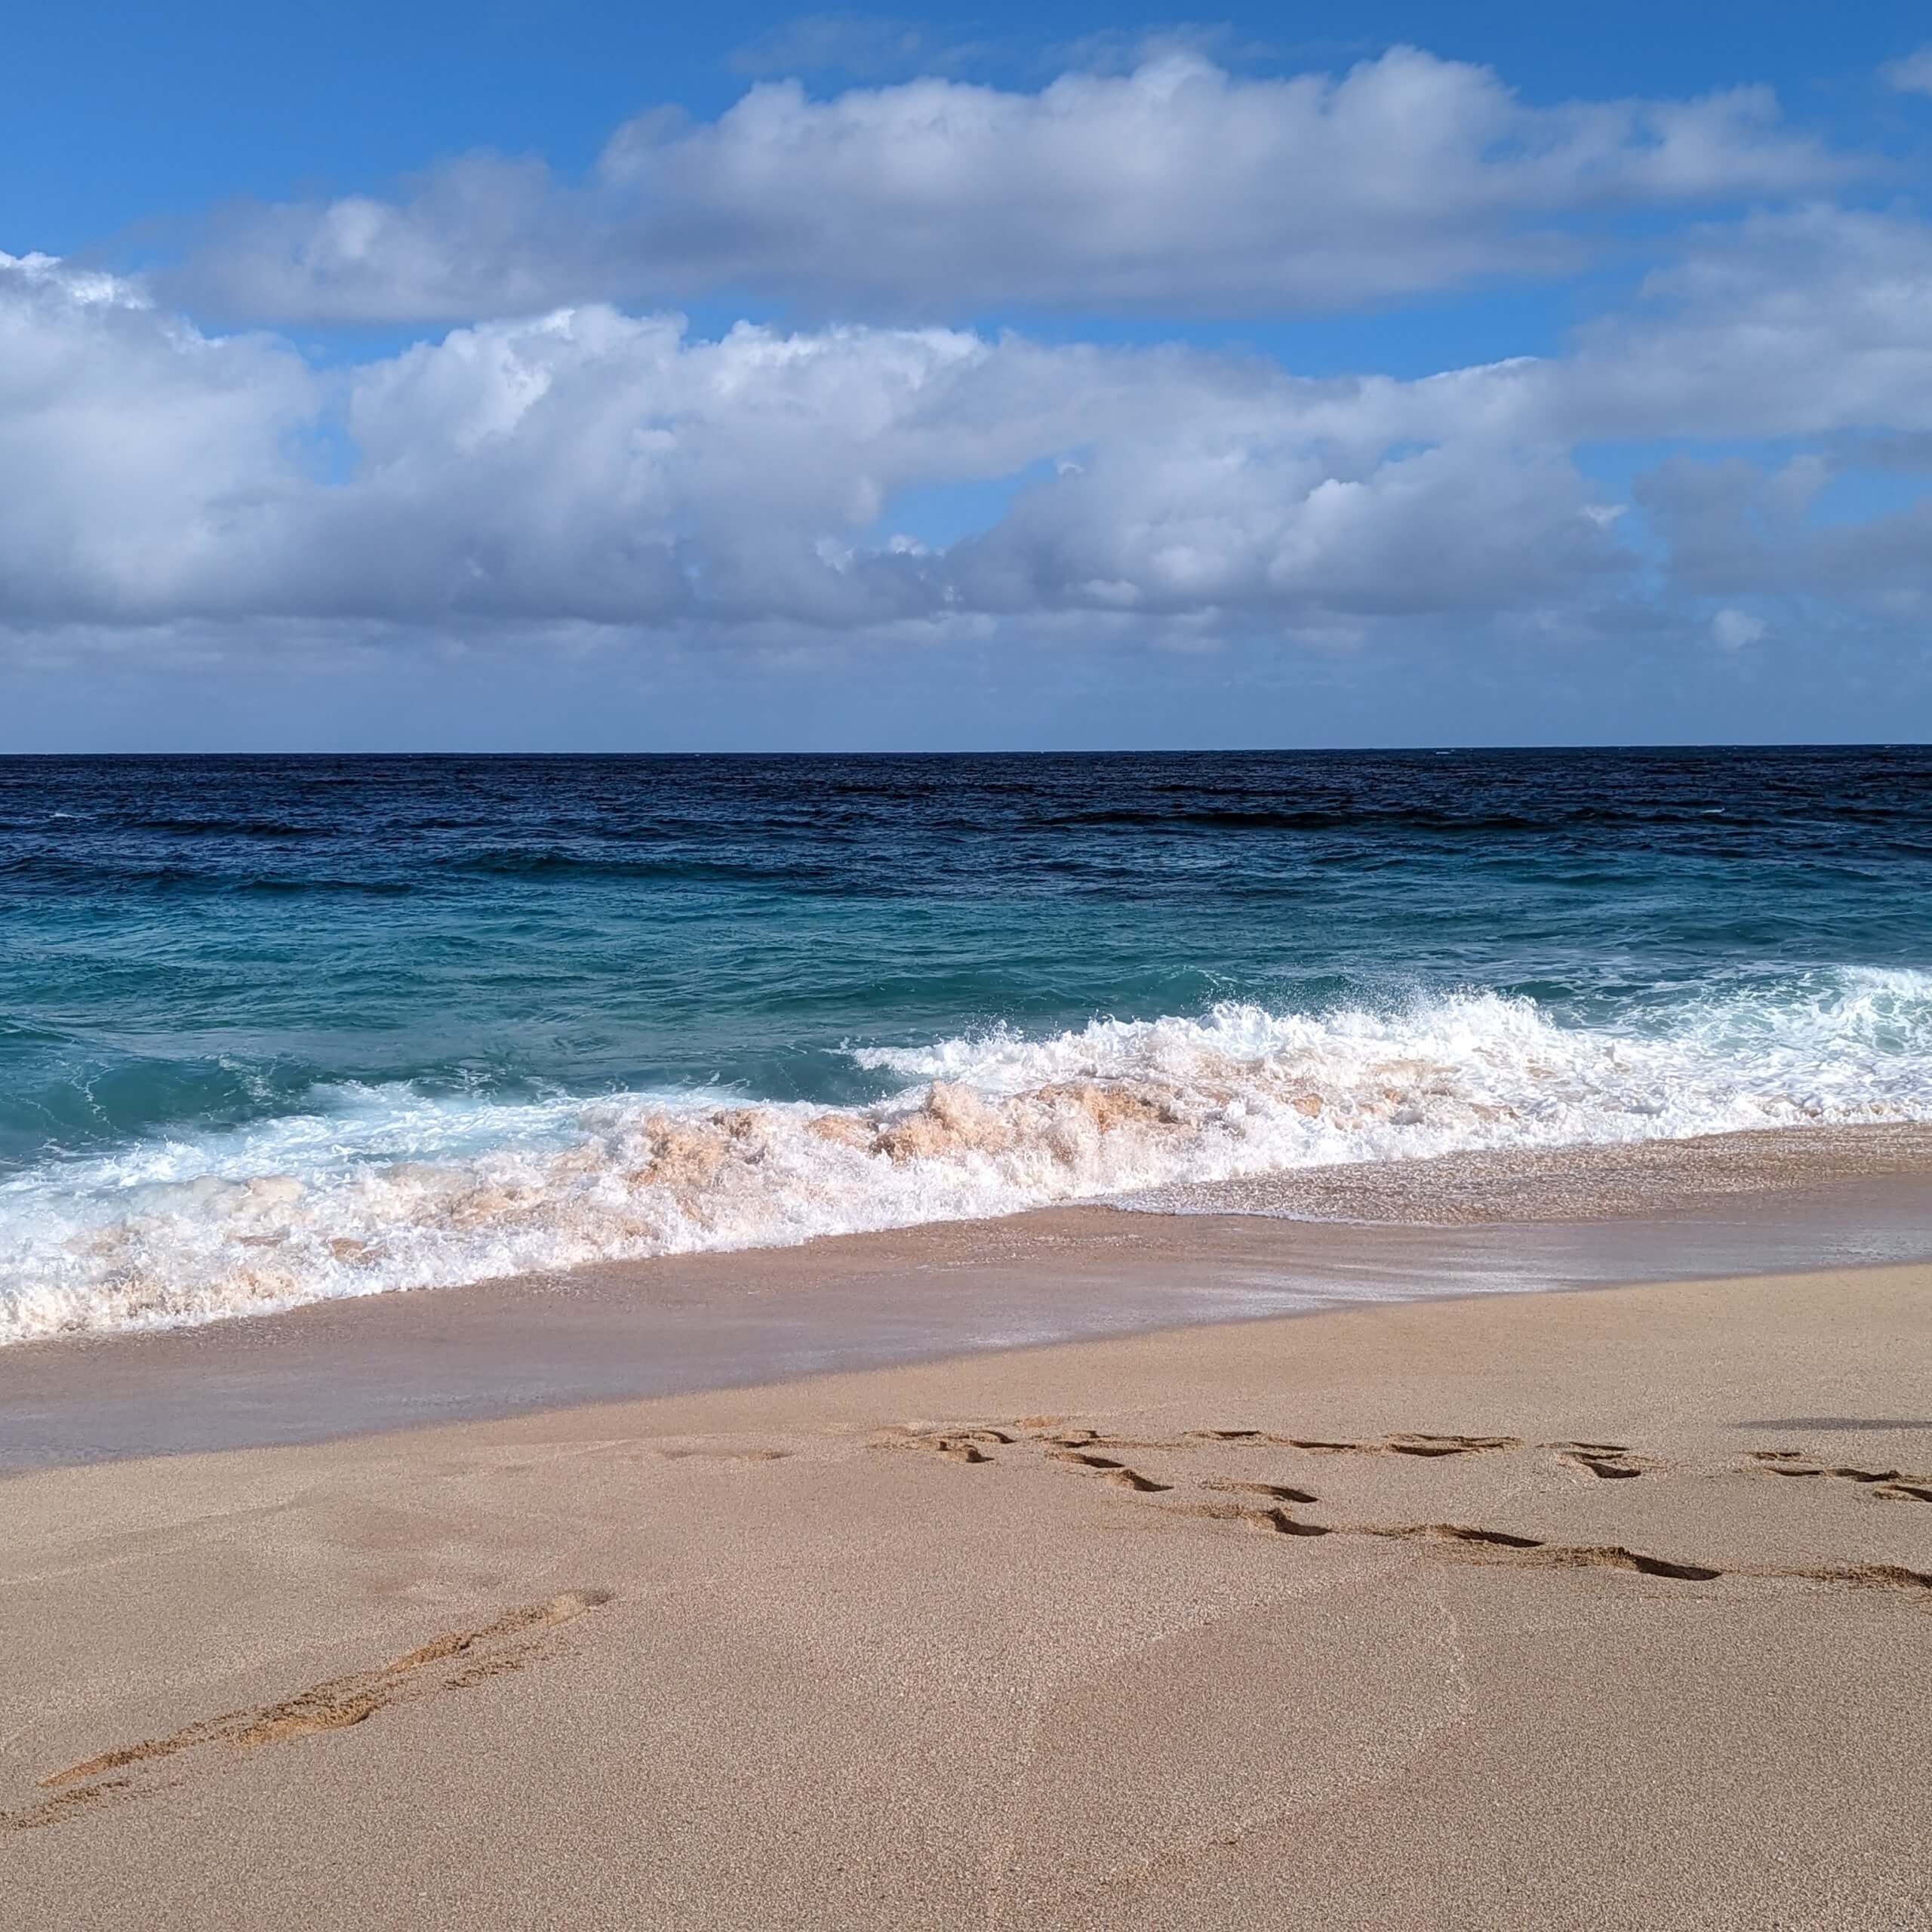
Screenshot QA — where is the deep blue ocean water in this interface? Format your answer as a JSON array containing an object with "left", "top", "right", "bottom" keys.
[{"left": 3, "top": 748, "right": 1929, "bottom": 1339}]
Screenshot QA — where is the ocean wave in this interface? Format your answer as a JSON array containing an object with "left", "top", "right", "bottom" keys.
[
  {"left": 446, "top": 848, "right": 831, "bottom": 885},
  {"left": 0, "top": 852, "right": 417, "bottom": 894},
  {"left": 3, "top": 968, "right": 1930, "bottom": 1345}
]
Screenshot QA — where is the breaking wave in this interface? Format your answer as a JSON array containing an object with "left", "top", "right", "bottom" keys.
[{"left": 4, "top": 968, "right": 1930, "bottom": 1344}]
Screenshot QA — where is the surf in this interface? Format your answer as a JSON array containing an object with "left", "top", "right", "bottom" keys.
[{"left": 5, "top": 969, "right": 1929, "bottom": 1343}]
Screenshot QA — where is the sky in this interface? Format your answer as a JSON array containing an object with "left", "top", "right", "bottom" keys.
[{"left": 5, "top": 3, "right": 1932, "bottom": 749}]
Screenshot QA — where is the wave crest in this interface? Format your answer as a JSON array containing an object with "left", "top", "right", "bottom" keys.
[{"left": 4, "top": 972, "right": 1930, "bottom": 1344}]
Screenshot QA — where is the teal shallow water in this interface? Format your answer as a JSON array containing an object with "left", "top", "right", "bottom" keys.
[{"left": 2, "top": 748, "right": 1928, "bottom": 1340}]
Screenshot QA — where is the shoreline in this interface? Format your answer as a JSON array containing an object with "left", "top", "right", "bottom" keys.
[
  {"left": 11, "top": 1106, "right": 1932, "bottom": 1351},
  {"left": 6, "top": 1261, "right": 1930, "bottom": 1927},
  {"left": 8, "top": 1157, "right": 1932, "bottom": 1472}
]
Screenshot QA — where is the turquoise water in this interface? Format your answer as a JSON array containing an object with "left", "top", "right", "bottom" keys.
[{"left": 3, "top": 748, "right": 1929, "bottom": 1339}]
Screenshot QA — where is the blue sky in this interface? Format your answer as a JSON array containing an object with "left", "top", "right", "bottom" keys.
[
  {"left": 5, "top": 5, "right": 1932, "bottom": 747},
  {"left": 12, "top": 2, "right": 1923, "bottom": 245}
]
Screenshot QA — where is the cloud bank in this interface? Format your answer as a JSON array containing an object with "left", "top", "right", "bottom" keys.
[
  {"left": 10, "top": 194, "right": 1932, "bottom": 656},
  {"left": 5, "top": 35, "right": 1931, "bottom": 742},
  {"left": 171, "top": 48, "right": 1847, "bottom": 325},
  {"left": 2, "top": 251, "right": 1601, "bottom": 635}
]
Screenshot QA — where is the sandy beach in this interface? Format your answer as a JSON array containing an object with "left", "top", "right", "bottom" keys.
[
  {"left": 13, "top": 1, "right": 1932, "bottom": 1921},
  {"left": 5, "top": 1255, "right": 1930, "bottom": 1930}
]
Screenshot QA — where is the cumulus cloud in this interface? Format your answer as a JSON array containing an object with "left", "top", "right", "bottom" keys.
[
  {"left": 12, "top": 189, "right": 1932, "bottom": 655},
  {"left": 170, "top": 48, "right": 1847, "bottom": 324},
  {"left": 1883, "top": 46, "right": 1932, "bottom": 97},
  {"left": 1551, "top": 207, "right": 1932, "bottom": 441},
  {"left": 943, "top": 435, "right": 1618, "bottom": 622},
  {"left": 0, "top": 253, "right": 318, "bottom": 626},
  {"left": 0, "top": 248, "right": 1629, "bottom": 640},
  {"left": 1640, "top": 450, "right": 1932, "bottom": 623}
]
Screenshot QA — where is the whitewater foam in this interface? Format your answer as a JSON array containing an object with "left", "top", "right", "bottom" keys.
[{"left": 3, "top": 970, "right": 1930, "bottom": 1343}]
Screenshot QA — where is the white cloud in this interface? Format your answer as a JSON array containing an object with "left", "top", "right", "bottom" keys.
[
  {"left": 14, "top": 193, "right": 1932, "bottom": 657},
  {"left": 1882, "top": 46, "right": 1932, "bottom": 97},
  {"left": 1711, "top": 607, "right": 1767, "bottom": 650},
  {"left": 0, "top": 251, "right": 1631, "bottom": 641},
  {"left": 0, "top": 252, "right": 318, "bottom": 625},
  {"left": 1550, "top": 208, "right": 1932, "bottom": 441},
  {"left": 1641, "top": 450, "right": 1932, "bottom": 623},
  {"left": 171, "top": 48, "right": 1848, "bottom": 324}
]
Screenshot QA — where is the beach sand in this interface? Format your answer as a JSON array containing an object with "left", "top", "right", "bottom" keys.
[{"left": 5, "top": 1260, "right": 1930, "bottom": 1929}]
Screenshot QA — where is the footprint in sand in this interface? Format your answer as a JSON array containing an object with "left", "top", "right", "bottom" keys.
[
  {"left": 1049, "top": 1450, "right": 1174, "bottom": 1493},
  {"left": 5, "top": 1588, "right": 616, "bottom": 1833},
  {"left": 1747, "top": 1448, "right": 1932, "bottom": 1503},
  {"left": 1184, "top": 1429, "right": 1521, "bottom": 1458},
  {"left": 1555, "top": 1443, "right": 1656, "bottom": 1480},
  {"left": 882, "top": 1418, "right": 1932, "bottom": 1608}
]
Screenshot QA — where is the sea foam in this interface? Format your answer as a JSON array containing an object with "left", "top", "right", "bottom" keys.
[{"left": 3, "top": 968, "right": 1929, "bottom": 1343}]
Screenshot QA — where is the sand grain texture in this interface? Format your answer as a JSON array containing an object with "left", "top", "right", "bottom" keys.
[{"left": 4, "top": 1263, "right": 1930, "bottom": 1930}]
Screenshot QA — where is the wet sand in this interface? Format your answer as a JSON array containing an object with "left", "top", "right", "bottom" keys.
[
  {"left": 1126, "top": 1119, "right": 1932, "bottom": 1222},
  {"left": 5, "top": 1257, "right": 1930, "bottom": 1929},
  {"left": 5, "top": 1147, "right": 1932, "bottom": 1473}
]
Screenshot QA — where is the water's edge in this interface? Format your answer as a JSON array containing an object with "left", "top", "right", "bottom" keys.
[
  {"left": 8, "top": 749, "right": 1929, "bottom": 1345},
  {"left": 7, "top": 1167, "right": 1930, "bottom": 1473}
]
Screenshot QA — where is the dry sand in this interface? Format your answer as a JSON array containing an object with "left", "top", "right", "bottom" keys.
[{"left": 4, "top": 1261, "right": 1930, "bottom": 1929}]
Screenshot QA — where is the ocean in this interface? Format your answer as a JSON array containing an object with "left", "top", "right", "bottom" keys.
[{"left": 2, "top": 747, "right": 1928, "bottom": 1344}]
